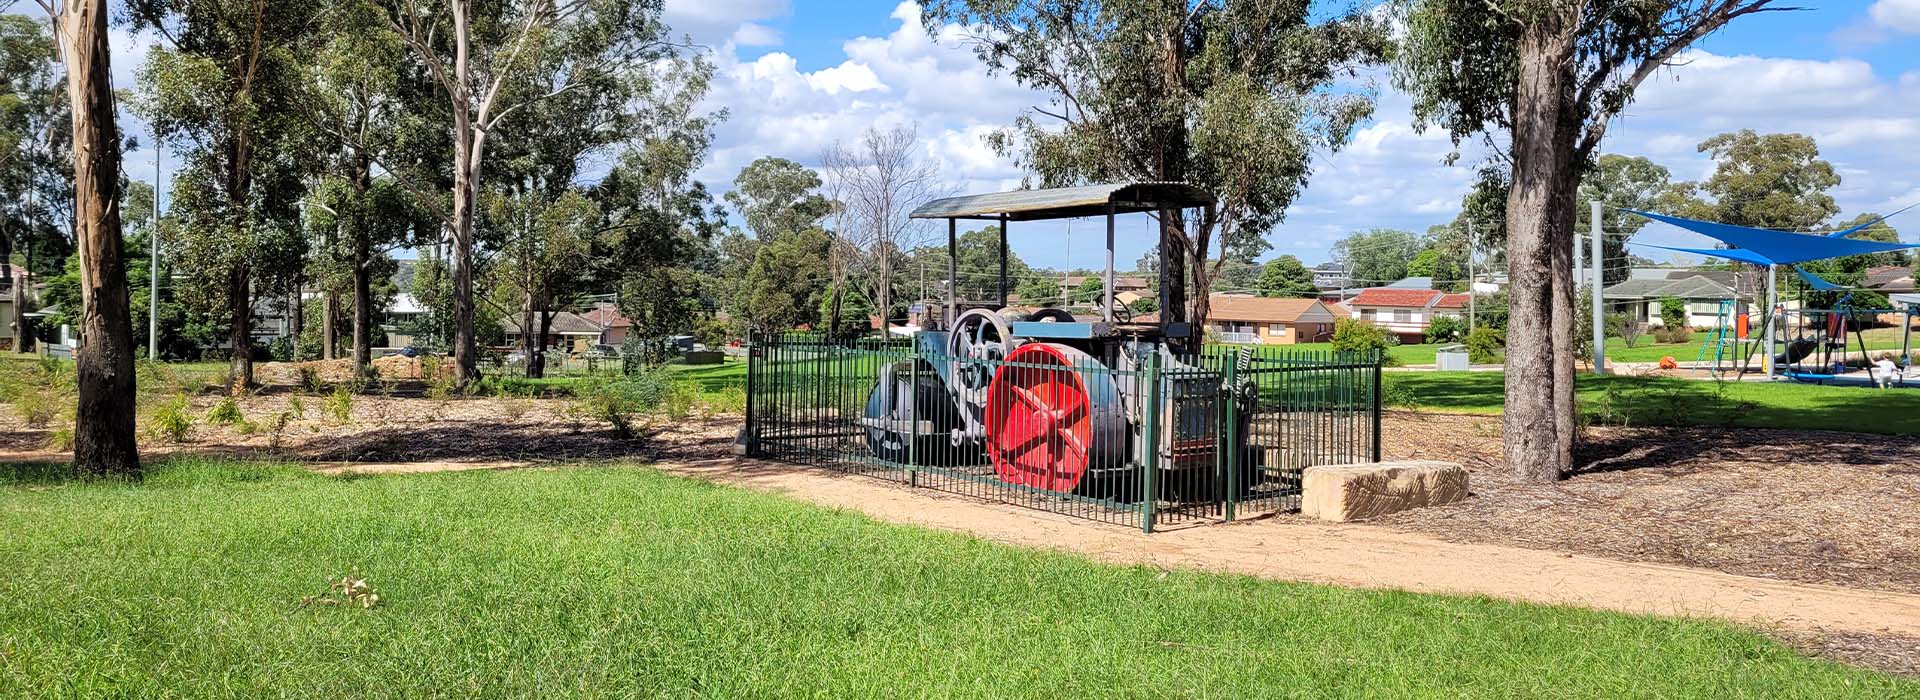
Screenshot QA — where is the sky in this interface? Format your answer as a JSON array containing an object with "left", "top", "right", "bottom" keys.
[{"left": 20, "top": 0, "right": 1920, "bottom": 272}]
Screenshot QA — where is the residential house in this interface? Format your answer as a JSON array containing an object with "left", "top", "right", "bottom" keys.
[
  {"left": 1320, "top": 275, "right": 1433, "bottom": 303},
  {"left": 502, "top": 311, "right": 607, "bottom": 354},
  {"left": 579, "top": 303, "right": 635, "bottom": 345},
  {"left": 1203, "top": 294, "right": 1345, "bottom": 345},
  {"left": 1312, "top": 262, "right": 1349, "bottom": 290},
  {"left": 1865, "top": 265, "right": 1916, "bottom": 294},
  {"left": 1602, "top": 270, "right": 1740, "bottom": 329},
  {"left": 1343, "top": 288, "right": 1470, "bottom": 343}
]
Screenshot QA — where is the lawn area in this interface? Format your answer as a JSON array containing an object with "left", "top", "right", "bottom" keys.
[
  {"left": 1388, "top": 372, "right": 1920, "bottom": 435},
  {"left": 0, "top": 459, "right": 1907, "bottom": 698}
]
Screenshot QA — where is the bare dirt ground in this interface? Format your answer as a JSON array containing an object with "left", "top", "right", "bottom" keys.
[{"left": 5, "top": 395, "right": 1920, "bottom": 672}]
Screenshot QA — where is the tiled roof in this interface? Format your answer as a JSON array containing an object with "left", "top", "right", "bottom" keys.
[
  {"left": 1603, "top": 274, "right": 1738, "bottom": 301},
  {"left": 1347, "top": 288, "right": 1442, "bottom": 308},
  {"left": 1206, "top": 295, "right": 1333, "bottom": 323},
  {"left": 501, "top": 311, "right": 605, "bottom": 335},
  {"left": 580, "top": 305, "right": 633, "bottom": 328},
  {"left": 1432, "top": 293, "right": 1471, "bottom": 309}
]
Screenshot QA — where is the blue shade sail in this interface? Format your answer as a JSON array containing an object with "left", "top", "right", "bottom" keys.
[
  {"left": 1625, "top": 209, "right": 1920, "bottom": 264},
  {"left": 1630, "top": 242, "right": 1777, "bottom": 266},
  {"left": 1827, "top": 202, "right": 1918, "bottom": 238},
  {"left": 1793, "top": 267, "right": 1846, "bottom": 291}
]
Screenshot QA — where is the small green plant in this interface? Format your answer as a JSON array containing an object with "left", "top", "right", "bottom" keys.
[
  {"left": 44, "top": 424, "right": 74, "bottom": 452},
  {"left": 1379, "top": 374, "right": 1417, "bottom": 408},
  {"left": 325, "top": 386, "right": 354, "bottom": 423},
  {"left": 1330, "top": 318, "right": 1400, "bottom": 366},
  {"left": 205, "top": 396, "right": 244, "bottom": 426},
  {"left": 147, "top": 395, "right": 196, "bottom": 443},
  {"left": 572, "top": 370, "right": 682, "bottom": 438},
  {"left": 1423, "top": 315, "right": 1465, "bottom": 344},
  {"left": 13, "top": 388, "right": 58, "bottom": 428},
  {"left": 1659, "top": 297, "right": 1688, "bottom": 329},
  {"left": 297, "top": 366, "right": 325, "bottom": 393},
  {"left": 287, "top": 395, "right": 306, "bottom": 419},
  {"left": 1465, "top": 327, "right": 1505, "bottom": 365}
]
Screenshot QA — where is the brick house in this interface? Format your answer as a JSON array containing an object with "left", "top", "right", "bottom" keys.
[{"left": 1203, "top": 294, "right": 1346, "bottom": 345}]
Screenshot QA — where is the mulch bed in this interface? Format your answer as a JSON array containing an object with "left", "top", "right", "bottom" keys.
[{"left": 1372, "top": 411, "right": 1920, "bottom": 595}]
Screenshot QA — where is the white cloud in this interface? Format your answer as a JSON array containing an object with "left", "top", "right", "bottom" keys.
[
  {"left": 1871, "top": 0, "right": 1920, "bottom": 34},
  {"left": 729, "top": 22, "right": 782, "bottom": 47},
  {"left": 664, "top": 0, "right": 789, "bottom": 46}
]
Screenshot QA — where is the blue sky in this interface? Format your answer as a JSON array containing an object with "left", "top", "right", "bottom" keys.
[{"left": 19, "top": 0, "right": 1920, "bottom": 275}]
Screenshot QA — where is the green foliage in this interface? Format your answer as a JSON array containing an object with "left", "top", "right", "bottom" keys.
[
  {"left": 726, "top": 157, "right": 831, "bottom": 242},
  {"left": 1330, "top": 318, "right": 1397, "bottom": 364},
  {"left": 1578, "top": 154, "right": 1681, "bottom": 285},
  {"left": 1256, "top": 255, "right": 1317, "bottom": 298},
  {"left": 1606, "top": 312, "right": 1644, "bottom": 348},
  {"left": 145, "top": 395, "right": 196, "bottom": 444},
  {"left": 324, "top": 386, "right": 353, "bottom": 423},
  {"left": 923, "top": 0, "right": 1387, "bottom": 298},
  {"left": 1466, "top": 327, "right": 1505, "bottom": 364},
  {"left": 1654, "top": 326, "right": 1693, "bottom": 345},
  {"left": 1659, "top": 298, "right": 1688, "bottom": 329},
  {"left": 1379, "top": 374, "right": 1418, "bottom": 408},
  {"left": 1332, "top": 228, "right": 1421, "bottom": 286},
  {"left": 572, "top": 370, "right": 693, "bottom": 438},
  {"left": 13, "top": 387, "right": 58, "bottom": 428},
  {"left": 743, "top": 227, "right": 833, "bottom": 333},
  {"left": 1424, "top": 315, "right": 1465, "bottom": 344},
  {"left": 204, "top": 397, "right": 243, "bottom": 426},
  {"left": 1666, "top": 130, "right": 1839, "bottom": 231}
]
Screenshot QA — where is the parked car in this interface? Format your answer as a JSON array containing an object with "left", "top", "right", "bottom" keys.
[{"left": 585, "top": 344, "right": 622, "bottom": 359}]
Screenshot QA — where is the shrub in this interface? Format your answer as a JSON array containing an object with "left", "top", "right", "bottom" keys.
[
  {"left": 147, "top": 395, "right": 195, "bottom": 443},
  {"left": 44, "top": 424, "right": 74, "bottom": 452},
  {"left": 297, "top": 366, "right": 325, "bottom": 393},
  {"left": 13, "top": 389, "right": 59, "bottom": 428},
  {"left": 1654, "top": 326, "right": 1693, "bottom": 344},
  {"left": 325, "top": 386, "right": 354, "bottom": 423},
  {"left": 287, "top": 395, "right": 306, "bottom": 420},
  {"left": 572, "top": 370, "right": 690, "bottom": 438},
  {"left": 205, "top": 397, "right": 244, "bottom": 426},
  {"left": 1331, "top": 319, "right": 1397, "bottom": 364},
  {"left": 1659, "top": 297, "right": 1687, "bottom": 329},
  {"left": 1379, "top": 374, "right": 1417, "bottom": 408},
  {"left": 1465, "top": 326, "right": 1505, "bottom": 364},
  {"left": 1423, "top": 315, "right": 1465, "bottom": 344}
]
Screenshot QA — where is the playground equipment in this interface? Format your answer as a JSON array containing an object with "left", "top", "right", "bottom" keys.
[
  {"left": 745, "top": 183, "right": 1383, "bottom": 531},
  {"left": 1768, "top": 295, "right": 1919, "bottom": 387},
  {"left": 1694, "top": 299, "right": 1759, "bottom": 378}
]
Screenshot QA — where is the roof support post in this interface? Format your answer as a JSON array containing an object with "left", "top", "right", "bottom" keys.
[
  {"left": 1104, "top": 203, "right": 1116, "bottom": 323},
  {"left": 947, "top": 218, "right": 958, "bottom": 328},
  {"left": 998, "top": 214, "right": 1009, "bottom": 309}
]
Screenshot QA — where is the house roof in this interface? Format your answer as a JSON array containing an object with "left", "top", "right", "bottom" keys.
[
  {"left": 909, "top": 182, "right": 1215, "bottom": 222},
  {"left": 1348, "top": 288, "right": 1443, "bottom": 308},
  {"left": 1432, "top": 293, "right": 1471, "bottom": 309},
  {"left": 1385, "top": 277, "right": 1434, "bottom": 290},
  {"left": 501, "top": 311, "right": 605, "bottom": 335},
  {"left": 1206, "top": 295, "right": 1335, "bottom": 324},
  {"left": 1602, "top": 274, "right": 1739, "bottom": 301},
  {"left": 580, "top": 305, "right": 633, "bottom": 328},
  {"left": 1866, "top": 265, "right": 1915, "bottom": 290},
  {"left": 1060, "top": 274, "right": 1149, "bottom": 290}
]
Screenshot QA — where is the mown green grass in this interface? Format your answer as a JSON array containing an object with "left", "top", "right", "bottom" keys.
[
  {"left": 1389, "top": 372, "right": 1920, "bottom": 435},
  {"left": 0, "top": 458, "right": 1909, "bottom": 698}
]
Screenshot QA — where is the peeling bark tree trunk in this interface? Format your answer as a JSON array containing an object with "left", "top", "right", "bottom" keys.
[
  {"left": 322, "top": 291, "right": 337, "bottom": 359},
  {"left": 1, "top": 226, "right": 13, "bottom": 349},
  {"left": 1503, "top": 17, "right": 1580, "bottom": 481},
  {"left": 57, "top": 0, "right": 140, "bottom": 477},
  {"left": 521, "top": 292, "right": 540, "bottom": 379},
  {"left": 227, "top": 266, "right": 251, "bottom": 392}
]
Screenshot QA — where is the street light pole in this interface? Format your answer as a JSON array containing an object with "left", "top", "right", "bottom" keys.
[{"left": 150, "top": 139, "right": 161, "bottom": 359}]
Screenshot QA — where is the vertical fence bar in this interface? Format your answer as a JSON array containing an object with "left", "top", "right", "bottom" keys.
[
  {"left": 744, "top": 335, "right": 759, "bottom": 456},
  {"left": 1139, "top": 351, "right": 1162, "bottom": 534},
  {"left": 1220, "top": 357, "right": 1240, "bottom": 522},
  {"left": 1371, "top": 349, "right": 1384, "bottom": 463},
  {"left": 908, "top": 355, "right": 920, "bottom": 487}
]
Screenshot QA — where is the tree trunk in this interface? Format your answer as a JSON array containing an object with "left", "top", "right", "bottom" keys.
[
  {"left": 18, "top": 235, "right": 34, "bottom": 353},
  {"left": 1158, "top": 210, "right": 1188, "bottom": 349},
  {"left": 1503, "top": 17, "right": 1580, "bottom": 481},
  {"left": 535, "top": 308, "right": 554, "bottom": 378},
  {"left": 60, "top": 0, "right": 140, "bottom": 477},
  {"left": 521, "top": 292, "right": 540, "bottom": 379},
  {"left": 350, "top": 154, "right": 373, "bottom": 375},
  {"left": 322, "top": 291, "right": 337, "bottom": 359},
  {"left": 1, "top": 225, "right": 13, "bottom": 351},
  {"left": 227, "top": 265, "right": 252, "bottom": 394},
  {"left": 289, "top": 284, "right": 303, "bottom": 360}
]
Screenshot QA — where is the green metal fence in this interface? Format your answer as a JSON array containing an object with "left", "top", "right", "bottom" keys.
[{"left": 744, "top": 334, "right": 1380, "bottom": 532}]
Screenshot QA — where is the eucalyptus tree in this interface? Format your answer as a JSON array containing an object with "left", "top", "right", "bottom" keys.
[
  {"left": 0, "top": 13, "right": 61, "bottom": 349},
  {"left": 484, "top": 188, "right": 596, "bottom": 378},
  {"left": 922, "top": 0, "right": 1387, "bottom": 339},
  {"left": 30, "top": 0, "right": 139, "bottom": 476},
  {"left": 383, "top": 0, "right": 685, "bottom": 386},
  {"left": 1393, "top": 0, "right": 1789, "bottom": 480},
  {"left": 1578, "top": 154, "right": 1681, "bottom": 285},
  {"left": 131, "top": 0, "right": 327, "bottom": 391}
]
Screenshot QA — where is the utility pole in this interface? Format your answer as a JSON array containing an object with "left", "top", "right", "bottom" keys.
[
  {"left": 150, "top": 138, "right": 161, "bottom": 359},
  {"left": 1466, "top": 220, "right": 1476, "bottom": 334},
  {"left": 1590, "top": 199, "right": 1606, "bottom": 375}
]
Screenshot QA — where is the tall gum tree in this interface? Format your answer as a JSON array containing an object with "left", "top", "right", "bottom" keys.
[
  {"left": 921, "top": 0, "right": 1386, "bottom": 340},
  {"left": 1393, "top": 0, "right": 1790, "bottom": 480},
  {"left": 131, "top": 0, "right": 324, "bottom": 392},
  {"left": 33, "top": 0, "right": 139, "bottom": 477},
  {"left": 383, "top": 0, "right": 681, "bottom": 387}
]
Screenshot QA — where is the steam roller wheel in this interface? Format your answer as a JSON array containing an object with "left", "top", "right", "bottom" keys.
[{"left": 984, "top": 343, "right": 1125, "bottom": 493}]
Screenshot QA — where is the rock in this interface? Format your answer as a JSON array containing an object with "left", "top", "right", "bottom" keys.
[{"left": 1300, "top": 461, "right": 1469, "bottom": 522}]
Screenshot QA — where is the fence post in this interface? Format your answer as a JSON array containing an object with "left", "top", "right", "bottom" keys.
[
  {"left": 1220, "top": 356, "right": 1240, "bottom": 522},
  {"left": 907, "top": 353, "right": 919, "bottom": 488},
  {"left": 1140, "top": 351, "right": 1162, "bottom": 534},
  {"left": 744, "top": 335, "right": 760, "bottom": 457},
  {"left": 1371, "top": 349, "right": 1383, "bottom": 463}
]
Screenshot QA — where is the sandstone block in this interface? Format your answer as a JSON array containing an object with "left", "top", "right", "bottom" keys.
[{"left": 1300, "top": 461, "right": 1468, "bottom": 522}]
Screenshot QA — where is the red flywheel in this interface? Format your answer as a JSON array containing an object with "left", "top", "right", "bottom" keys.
[{"left": 984, "top": 343, "right": 1124, "bottom": 493}]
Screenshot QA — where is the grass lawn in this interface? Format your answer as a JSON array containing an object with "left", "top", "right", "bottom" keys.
[
  {"left": 1388, "top": 372, "right": 1920, "bottom": 435},
  {"left": 0, "top": 459, "right": 1907, "bottom": 698}
]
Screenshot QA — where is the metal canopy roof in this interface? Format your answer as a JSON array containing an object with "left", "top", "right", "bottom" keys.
[{"left": 909, "top": 182, "right": 1215, "bottom": 222}]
